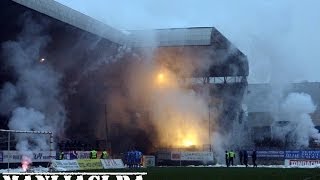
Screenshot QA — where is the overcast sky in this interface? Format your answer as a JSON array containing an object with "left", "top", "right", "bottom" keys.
[{"left": 56, "top": 0, "right": 320, "bottom": 83}]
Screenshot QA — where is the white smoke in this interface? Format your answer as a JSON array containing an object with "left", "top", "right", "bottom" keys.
[
  {"left": 55, "top": 0, "right": 320, "bottom": 84},
  {"left": 0, "top": 14, "right": 65, "bottom": 157},
  {"left": 55, "top": 0, "right": 320, "bottom": 150},
  {"left": 211, "top": 132, "right": 230, "bottom": 163},
  {"left": 272, "top": 93, "right": 319, "bottom": 148},
  {"left": 150, "top": 84, "right": 209, "bottom": 148}
]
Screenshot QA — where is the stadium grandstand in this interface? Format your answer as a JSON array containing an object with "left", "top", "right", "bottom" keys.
[{"left": 0, "top": 0, "right": 248, "bottom": 156}]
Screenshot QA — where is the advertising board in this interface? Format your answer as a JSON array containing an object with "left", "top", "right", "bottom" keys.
[
  {"left": 101, "top": 159, "right": 125, "bottom": 169},
  {"left": 77, "top": 159, "right": 103, "bottom": 170},
  {"left": 142, "top": 156, "right": 155, "bottom": 167},
  {"left": 0, "top": 150, "right": 55, "bottom": 163},
  {"left": 52, "top": 160, "right": 80, "bottom": 171},
  {"left": 285, "top": 159, "right": 320, "bottom": 166},
  {"left": 243, "top": 150, "right": 320, "bottom": 159},
  {"left": 171, "top": 152, "right": 213, "bottom": 161}
]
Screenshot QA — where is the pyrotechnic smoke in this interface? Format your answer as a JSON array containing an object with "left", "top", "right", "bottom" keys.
[
  {"left": 272, "top": 93, "right": 319, "bottom": 148},
  {"left": 118, "top": 38, "right": 213, "bottom": 150},
  {"left": 56, "top": 0, "right": 320, "bottom": 152},
  {"left": 150, "top": 69, "right": 209, "bottom": 148},
  {"left": 0, "top": 14, "right": 65, "bottom": 158},
  {"left": 211, "top": 132, "right": 229, "bottom": 163}
]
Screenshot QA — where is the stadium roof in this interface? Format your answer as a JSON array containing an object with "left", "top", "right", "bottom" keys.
[
  {"left": 11, "top": 0, "right": 126, "bottom": 44},
  {"left": 129, "top": 27, "right": 213, "bottom": 47},
  {"left": 129, "top": 27, "right": 249, "bottom": 77},
  {"left": 128, "top": 27, "right": 233, "bottom": 48},
  {"left": 5, "top": 0, "right": 249, "bottom": 77}
]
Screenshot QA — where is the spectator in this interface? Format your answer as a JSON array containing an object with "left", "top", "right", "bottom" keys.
[
  {"left": 252, "top": 150, "right": 257, "bottom": 167},
  {"left": 239, "top": 150, "right": 243, "bottom": 165},
  {"left": 243, "top": 150, "right": 248, "bottom": 167}
]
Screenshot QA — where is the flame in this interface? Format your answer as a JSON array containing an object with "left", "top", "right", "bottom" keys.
[
  {"left": 182, "top": 139, "right": 195, "bottom": 147},
  {"left": 157, "top": 73, "right": 164, "bottom": 82},
  {"left": 21, "top": 156, "right": 31, "bottom": 172},
  {"left": 179, "top": 131, "right": 199, "bottom": 147},
  {"left": 154, "top": 70, "right": 177, "bottom": 89},
  {"left": 40, "top": 58, "right": 45, "bottom": 63},
  {"left": 151, "top": 67, "right": 209, "bottom": 149},
  {"left": 158, "top": 118, "right": 206, "bottom": 148}
]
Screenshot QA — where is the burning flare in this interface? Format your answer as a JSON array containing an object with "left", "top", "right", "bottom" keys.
[{"left": 21, "top": 156, "right": 32, "bottom": 172}]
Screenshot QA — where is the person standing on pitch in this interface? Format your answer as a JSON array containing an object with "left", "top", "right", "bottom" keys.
[
  {"left": 225, "top": 150, "right": 229, "bottom": 167},
  {"left": 252, "top": 150, "right": 257, "bottom": 167},
  {"left": 239, "top": 150, "right": 243, "bottom": 165},
  {"left": 228, "top": 150, "right": 235, "bottom": 166},
  {"left": 243, "top": 150, "right": 248, "bottom": 167}
]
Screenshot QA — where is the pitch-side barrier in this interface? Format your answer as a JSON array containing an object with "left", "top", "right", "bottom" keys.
[
  {"left": 52, "top": 159, "right": 125, "bottom": 171},
  {"left": 284, "top": 159, "right": 320, "bottom": 167}
]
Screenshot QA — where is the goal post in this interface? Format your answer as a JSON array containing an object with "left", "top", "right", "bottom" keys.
[{"left": 0, "top": 129, "right": 53, "bottom": 172}]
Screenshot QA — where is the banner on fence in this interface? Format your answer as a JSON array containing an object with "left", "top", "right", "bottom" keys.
[
  {"left": 171, "top": 151, "right": 213, "bottom": 161},
  {"left": 156, "top": 152, "right": 171, "bottom": 161},
  {"left": 52, "top": 160, "right": 80, "bottom": 171},
  {"left": 257, "top": 151, "right": 284, "bottom": 158},
  {"left": 285, "top": 159, "right": 320, "bottom": 166},
  {"left": 0, "top": 151, "right": 55, "bottom": 163},
  {"left": 285, "top": 151, "right": 320, "bottom": 159},
  {"left": 243, "top": 150, "right": 320, "bottom": 159},
  {"left": 101, "top": 159, "right": 124, "bottom": 169},
  {"left": 77, "top": 159, "right": 103, "bottom": 170}
]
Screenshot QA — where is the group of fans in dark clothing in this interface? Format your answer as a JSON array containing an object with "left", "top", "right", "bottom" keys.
[
  {"left": 225, "top": 150, "right": 257, "bottom": 167},
  {"left": 125, "top": 150, "right": 143, "bottom": 168}
]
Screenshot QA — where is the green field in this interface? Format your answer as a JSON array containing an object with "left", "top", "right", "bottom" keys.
[
  {"left": 80, "top": 167, "right": 320, "bottom": 180},
  {"left": 2, "top": 167, "right": 320, "bottom": 180}
]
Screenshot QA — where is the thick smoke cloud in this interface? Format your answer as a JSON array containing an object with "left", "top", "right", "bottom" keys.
[
  {"left": 56, "top": 0, "right": 320, "bottom": 83},
  {"left": 0, "top": 14, "right": 65, "bottom": 155},
  {"left": 1, "top": 0, "right": 315, "bottom": 155},
  {"left": 272, "top": 93, "right": 319, "bottom": 148},
  {"left": 55, "top": 0, "right": 320, "bottom": 149},
  {"left": 150, "top": 69, "right": 209, "bottom": 148}
]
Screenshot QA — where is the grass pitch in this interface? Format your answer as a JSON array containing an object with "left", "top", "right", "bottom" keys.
[
  {"left": 82, "top": 167, "right": 320, "bottom": 180},
  {"left": 1, "top": 167, "right": 320, "bottom": 180}
]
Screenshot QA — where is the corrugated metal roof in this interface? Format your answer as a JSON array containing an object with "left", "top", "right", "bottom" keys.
[
  {"left": 12, "top": 0, "right": 127, "bottom": 44},
  {"left": 128, "top": 27, "right": 213, "bottom": 47}
]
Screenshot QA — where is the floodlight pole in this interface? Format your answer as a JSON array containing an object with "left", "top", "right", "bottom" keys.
[
  {"left": 0, "top": 129, "right": 53, "bottom": 172},
  {"left": 49, "top": 133, "right": 54, "bottom": 172},
  {"left": 179, "top": 148, "right": 182, "bottom": 167},
  {"left": 208, "top": 104, "right": 211, "bottom": 152},
  {"left": 7, "top": 131, "right": 10, "bottom": 172}
]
